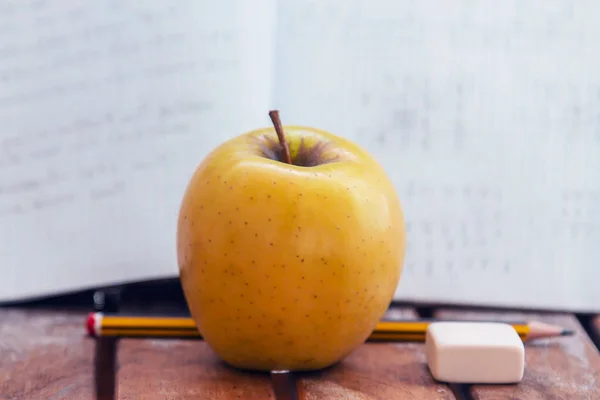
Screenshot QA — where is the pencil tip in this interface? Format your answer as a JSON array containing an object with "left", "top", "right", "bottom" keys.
[{"left": 561, "top": 329, "right": 575, "bottom": 336}]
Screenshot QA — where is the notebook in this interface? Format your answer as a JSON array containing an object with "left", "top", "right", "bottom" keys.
[{"left": 1, "top": 1, "right": 599, "bottom": 312}]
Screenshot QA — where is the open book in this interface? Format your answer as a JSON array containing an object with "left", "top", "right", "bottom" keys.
[{"left": 1, "top": 1, "right": 599, "bottom": 312}]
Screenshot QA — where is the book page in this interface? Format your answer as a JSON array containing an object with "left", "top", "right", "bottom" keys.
[
  {"left": 274, "top": 0, "right": 600, "bottom": 311},
  {"left": 0, "top": 0, "right": 276, "bottom": 302}
]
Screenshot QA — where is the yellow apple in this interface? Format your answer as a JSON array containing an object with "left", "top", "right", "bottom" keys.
[{"left": 176, "top": 111, "right": 406, "bottom": 372}]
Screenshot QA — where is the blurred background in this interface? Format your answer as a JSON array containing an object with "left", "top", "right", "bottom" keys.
[{"left": 0, "top": 1, "right": 598, "bottom": 312}]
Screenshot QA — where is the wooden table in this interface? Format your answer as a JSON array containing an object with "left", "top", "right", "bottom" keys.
[{"left": 1, "top": 303, "right": 599, "bottom": 399}]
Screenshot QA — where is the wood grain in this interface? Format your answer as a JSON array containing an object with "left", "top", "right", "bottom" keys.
[
  {"left": 116, "top": 339, "right": 276, "bottom": 399},
  {"left": 0, "top": 307, "right": 94, "bottom": 400},
  {"left": 295, "top": 308, "right": 455, "bottom": 399},
  {"left": 435, "top": 309, "right": 600, "bottom": 400}
]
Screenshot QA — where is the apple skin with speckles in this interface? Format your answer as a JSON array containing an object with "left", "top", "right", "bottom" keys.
[{"left": 176, "top": 124, "right": 406, "bottom": 372}]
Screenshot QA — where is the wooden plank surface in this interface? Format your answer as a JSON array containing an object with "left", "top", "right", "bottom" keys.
[
  {"left": 116, "top": 339, "right": 276, "bottom": 400},
  {"left": 435, "top": 309, "right": 600, "bottom": 400},
  {"left": 5, "top": 305, "right": 596, "bottom": 399},
  {"left": 295, "top": 308, "right": 456, "bottom": 400},
  {"left": 0, "top": 307, "right": 94, "bottom": 400}
]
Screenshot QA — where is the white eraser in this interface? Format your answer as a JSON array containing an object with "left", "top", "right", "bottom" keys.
[{"left": 425, "top": 321, "right": 525, "bottom": 384}]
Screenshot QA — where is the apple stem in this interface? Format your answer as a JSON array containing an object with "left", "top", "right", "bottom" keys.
[{"left": 269, "top": 110, "right": 292, "bottom": 164}]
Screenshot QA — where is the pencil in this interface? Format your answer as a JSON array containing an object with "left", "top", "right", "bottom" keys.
[{"left": 86, "top": 312, "right": 574, "bottom": 342}]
